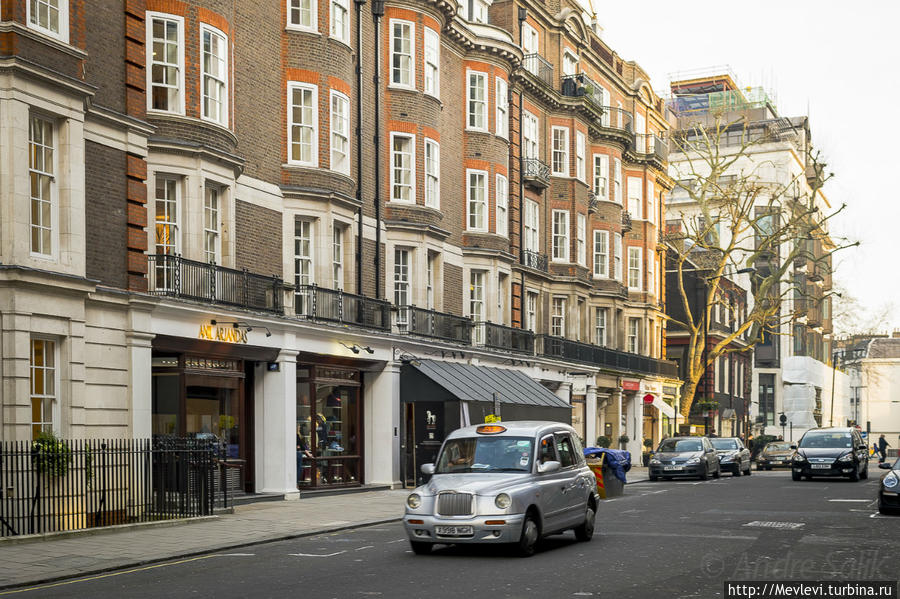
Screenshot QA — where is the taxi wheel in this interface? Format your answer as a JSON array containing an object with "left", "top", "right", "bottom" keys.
[
  {"left": 517, "top": 514, "right": 540, "bottom": 557},
  {"left": 712, "top": 466, "right": 720, "bottom": 479},
  {"left": 861, "top": 464, "right": 869, "bottom": 480},
  {"left": 791, "top": 470, "right": 802, "bottom": 481},
  {"left": 849, "top": 466, "right": 860, "bottom": 482},
  {"left": 409, "top": 541, "right": 432, "bottom": 555},
  {"left": 574, "top": 505, "right": 595, "bottom": 542}
]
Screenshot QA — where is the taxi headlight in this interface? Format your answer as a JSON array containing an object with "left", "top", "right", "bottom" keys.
[
  {"left": 495, "top": 493, "right": 511, "bottom": 509},
  {"left": 884, "top": 472, "right": 898, "bottom": 489},
  {"left": 407, "top": 493, "right": 421, "bottom": 509}
]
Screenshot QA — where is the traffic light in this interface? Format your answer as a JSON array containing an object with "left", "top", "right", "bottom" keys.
[{"left": 779, "top": 413, "right": 787, "bottom": 426}]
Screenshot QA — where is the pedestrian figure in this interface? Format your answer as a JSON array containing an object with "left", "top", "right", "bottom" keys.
[{"left": 878, "top": 434, "right": 890, "bottom": 463}]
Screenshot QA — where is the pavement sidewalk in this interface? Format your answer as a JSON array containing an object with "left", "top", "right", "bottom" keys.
[{"left": 0, "top": 489, "right": 408, "bottom": 591}]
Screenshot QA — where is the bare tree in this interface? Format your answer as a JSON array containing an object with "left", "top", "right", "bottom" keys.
[{"left": 666, "top": 114, "right": 855, "bottom": 419}]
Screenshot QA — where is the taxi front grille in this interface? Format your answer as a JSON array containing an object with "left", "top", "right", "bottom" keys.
[{"left": 437, "top": 492, "right": 473, "bottom": 516}]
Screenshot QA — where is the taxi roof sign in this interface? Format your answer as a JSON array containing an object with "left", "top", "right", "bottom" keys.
[{"left": 476, "top": 425, "right": 507, "bottom": 435}]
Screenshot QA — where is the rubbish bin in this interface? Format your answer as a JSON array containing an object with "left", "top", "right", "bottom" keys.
[{"left": 584, "top": 447, "right": 631, "bottom": 498}]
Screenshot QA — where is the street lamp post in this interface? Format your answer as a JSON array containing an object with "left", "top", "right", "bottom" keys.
[{"left": 829, "top": 350, "right": 840, "bottom": 427}]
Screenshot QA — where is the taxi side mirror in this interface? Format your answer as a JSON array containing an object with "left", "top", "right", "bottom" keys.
[
  {"left": 420, "top": 463, "right": 435, "bottom": 475},
  {"left": 537, "top": 460, "right": 561, "bottom": 473}
]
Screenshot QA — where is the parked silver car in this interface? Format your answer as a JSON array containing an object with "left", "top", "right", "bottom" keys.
[{"left": 403, "top": 421, "right": 598, "bottom": 556}]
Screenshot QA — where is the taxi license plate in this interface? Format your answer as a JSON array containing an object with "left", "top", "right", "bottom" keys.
[
  {"left": 435, "top": 525, "right": 473, "bottom": 536},
  {"left": 811, "top": 464, "right": 831, "bottom": 469},
  {"left": 664, "top": 466, "right": 683, "bottom": 471}
]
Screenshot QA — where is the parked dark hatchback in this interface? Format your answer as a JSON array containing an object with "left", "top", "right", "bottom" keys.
[
  {"left": 649, "top": 437, "right": 720, "bottom": 481},
  {"left": 877, "top": 457, "right": 900, "bottom": 514},
  {"left": 709, "top": 437, "right": 751, "bottom": 476},
  {"left": 791, "top": 427, "right": 869, "bottom": 481},
  {"left": 757, "top": 441, "right": 796, "bottom": 470}
]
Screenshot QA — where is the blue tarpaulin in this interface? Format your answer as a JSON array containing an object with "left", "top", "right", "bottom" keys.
[{"left": 584, "top": 447, "right": 632, "bottom": 483}]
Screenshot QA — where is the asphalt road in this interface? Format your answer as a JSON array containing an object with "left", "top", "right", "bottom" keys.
[{"left": 8, "top": 470, "right": 895, "bottom": 599}]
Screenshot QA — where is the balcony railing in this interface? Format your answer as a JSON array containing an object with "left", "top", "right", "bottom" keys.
[
  {"left": 295, "top": 285, "right": 391, "bottom": 331},
  {"left": 148, "top": 254, "right": 284, "bottom": 314},
  {"left": 622, "top": 211, "right": 633, "bottom": 232},
  {"left": 476, "top": 321, "right": 535, "bottom": 354},
  {"left": 598, "top": 106, "right": 633, "bottom": 133},
  {"left": 589, "top": 193, "right": 599, "bottom": 213},
  {"left": 538, "top": 335, "right": 678, "bottom": 378},
  {"left": 522, "top": 157, "right": 550, "bottom": 188},
  {"left": 561, "top": 73, "right": 605, "bottom": 112},
  {"left": 397, "top": 305, "right": 473, "bottom": 344},
  {"left": 522, "top": 53, "right": 553, "bottom": 88},
  {"left": 522, "top": 249, "right": 548, "bottom": 272},
  {"left": 632, "top": 133, "right": 668, "bottom": 162}
]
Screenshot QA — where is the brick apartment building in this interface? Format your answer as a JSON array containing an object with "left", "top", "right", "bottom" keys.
[{"left": 0, "top": 0, "right": 679, "bottom": 496}]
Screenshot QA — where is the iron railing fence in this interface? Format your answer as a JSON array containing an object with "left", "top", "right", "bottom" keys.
[
  {"left": 0, "top": 437, "right": 229, "bottom": 538},
  {"left": 538, "top": 335, "right": 678, "bottom": 377},
  {"left": 295, "top": 285, "right": 392, "bottom": 331},
  {"left": 476, "top": 322, "right": 536, "bottom": 354},
  {"left": 397, "top": 306, "right": 473, "bottom": 344},
  {"left": 148, "top": 254, "right": 283, "bottom": 314}
]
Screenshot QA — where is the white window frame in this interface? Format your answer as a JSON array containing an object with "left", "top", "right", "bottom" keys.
[
  {"left": 551, "top": 297, "right": 566, "bottom": 337},
  {"left": 628, "top": 246, "right": 642, "bottom": 290},
  {"left": 522, "top": 22, "right": 538, "bottom": 55},
  {"left": 647, "top": 180, "right": 656, "bottom": 224},
  {"left": 30, "top": 337, "right": 58, "bottom": 439},
  {"left": 390, "top": 20, "right": 414, "bottom": 89},
  {"left": 287, "top": 82, "right": 318, "bottom": 167},
  {"left": 467, "top": 70, "right": 488, "bottom": 131},
  {"left": 466, "top": 169, "right": 488, "bottom": 231},
  {"left": 390, "top": 132, "right": 415, "bottom": 203},
  {"left": 628, "top": 318, "right": 640, "bottom": 354},
  {"left": 613, "top": 232, "right": 622, "bottom": 281},
  {"left": 295, "top": 219, "right": 314, "bottom": 287},
  {"left": 424, "top": 138, "right": 440, "bottom": 209},
  {"left": 146, "top": 12, "right": 185, "bottom": 114},
  {"left": 29, "top": 115, "right": 56, "bottom": 258},
  {"left": 333, "top": 225, "right": 344, "bottom": 290},
  {"left": 330, "top": 0, "right": 350, "bottom": 43},
  {"left": 599, "top": 87, "right": 611, "bottom": 126},
  {"left": 495, "top": 77, "right": 508, "bottom": 139},
  {"left": 647, "top": 252, "right": 654, "bottom": 297},
  {"left": 523, "top": 111, "right": 539, "bottom": 159},
  {"left": 470, "top": 270, "right": 485, "bottom": 321},
  {"left": 594, "top": 308, "right": 608, "bottom": 346},
  {"left": 576, "top": 213, "right": 586, "bottom": 266},
  {"left": 576, "top": 131, "right": 586, "bottom": 182},
  {"left": 627, "top": 176, "right": 643, "bottom": 220},
  {"left": 524, "top": 199, "right": 539, "bottom": 252},
  {"left": 563, "top": 49, "right": 578, "bottom": 77},
  {"left": 424, "top": 28, "right": 440, "bottom": 98},
  {"left": 593, "top": 154, "right": 608, "bottom": 200},
  {"left": 330, "top": 90, "right": 350, "bottom": 175},
  {"left": 28, "top": 0, "right": 69, "bottom": 43},
  {"left": 526, "top": 290, "right": 538, "bottom": 333},
  {"left": 552, "top": 209, "right": 569, "bottom": 262},
  {"left": 551, "top": 126, "right": 569, "bottom": 176},
  {"left": 287, "top": 0, "right": 318, "bottom": 32},
  {"left": 495, "top": 174, "right": 508, "bottom": 237},
  {"left": 203, "top": 185, "right": 221, "bottom": 264},
  {"left": 200, "top": 23, "right": 228, "bottom": 126},
  {"left": 426, "top": 253, "right": 435, "bottom": 310},
  {"left": 394, "top": 247, "right": 411, "bottom": 310},
  {"left": 471, "top": 0, "right": 489, "bottom": 23},
  {"left": 613, "top": 158, "right": 622, "bottom": 204},
  {"left": 593, "top": 229, "right": 608, "bottom": 278}
]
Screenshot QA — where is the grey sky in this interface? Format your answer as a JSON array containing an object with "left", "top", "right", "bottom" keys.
[{"left": 590, "top": 0, "right": 900, "bottom": 333}]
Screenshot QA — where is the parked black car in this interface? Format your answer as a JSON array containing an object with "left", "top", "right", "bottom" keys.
[
  {"left": 649, "top": 437, "right": 720, "bottom": 481},
  {"left": 877, "top": 458, "right": 900, "bottom": 514},
  {"left": 791, "top": 427, "right": 869, "bottom": 482},
  {"left": 709, "top": 437, "right": 751, "bottom": 476},
  {"left": 756, "top": 441, "right": 796, "bottom": 470}
]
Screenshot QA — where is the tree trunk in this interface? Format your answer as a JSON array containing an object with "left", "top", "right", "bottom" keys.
[{"left": 680, "top": 377, "right": 699, "bottom": 420}]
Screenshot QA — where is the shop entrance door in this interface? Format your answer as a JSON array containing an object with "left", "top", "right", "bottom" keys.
[{"left": 411, "top": 402, "right": 445, "bottom": 487}]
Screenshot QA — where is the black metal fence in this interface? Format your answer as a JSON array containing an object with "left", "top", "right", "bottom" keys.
[
  {"left": 397, "top": 306, "right": 473, "bottom": 344},
  {"left": 477, "top": 322, "right": 536, "bottom": 355},
  {"left": 538, "top": 335, "right": 678, "bottom": 378},
  {"left": 295, "top": 285, "right": 392, "bottom": 331},
  {"left": 148, "top": 254, "right": 284, "bottom": 314},
  {"left": 0, "top": 438, "right": 228, "bottom": 538},
  {"left": 522, "top": 249, "right": 549, "bottom": 272}
]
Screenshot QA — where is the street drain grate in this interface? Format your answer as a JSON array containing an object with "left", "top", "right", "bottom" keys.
[{"left": 742, "top": 521, "right": 805, "bottom": 530}]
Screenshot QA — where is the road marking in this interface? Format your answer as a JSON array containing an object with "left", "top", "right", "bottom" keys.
[
  {"left": 354, "top": 546, "right": 374, "bottom": 551},
  {"left": 0, "top": 554, "right": 220, "bottom": 596},
  {"left": 386, "top": 539, "right": 406, "bottom": 544},
  {"left": 603, "top": 532, "right": 757, "bottom": 541},
  {"left": 219, "top": 553, "right": 256, "bottom": 556},
  {"left": 828, "top": 499, "right": 870, "bottom": 502},
  {"left": 287, "top": 551, "right": 347, "bottom": 557},
  {"left": 742, "top": 521, "right": 805, "bottom": 530}
]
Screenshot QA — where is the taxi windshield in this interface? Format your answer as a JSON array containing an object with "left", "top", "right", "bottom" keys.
[
  {"left": 435, "top": 436, "right": 534, "bottom": 473},
  {"left": 799, "top": 432, "right": 852, "bottom": 449}
]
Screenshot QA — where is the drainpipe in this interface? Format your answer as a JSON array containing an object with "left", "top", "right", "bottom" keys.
[
  {"left": 354, "top": 0, "right": 366, "bottom": 296},
  {"left": 372, "top": 0, "right": 385, "bottom": 299}
]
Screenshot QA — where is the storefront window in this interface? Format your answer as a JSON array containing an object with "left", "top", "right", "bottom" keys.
[
  {"left": 186, "top": 386, "right": 240, "bottom": 458},
  {"left": 152, "top": 372, "right": 180, "bottom": 435}
]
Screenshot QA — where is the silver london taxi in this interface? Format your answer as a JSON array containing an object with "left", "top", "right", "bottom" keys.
[{"left": 403, "top": 421, "right": 598, "bottom": 557}]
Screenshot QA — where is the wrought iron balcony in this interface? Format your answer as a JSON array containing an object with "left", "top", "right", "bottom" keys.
[
  {"left": 522, "top": 249, "right": 548, "bottom": 272},
  {"left": 522, "top": 157, "right": 550, "bottom": 189},
  {"left": 589, "top": 193, "right": 599, "bottom": 213},
  {"left": 561, "top": 73, "right": 605, "bottom": 113},
  {"left": 396, "top": 305, "right": 473, "bottom": 344},
  {"left": 475, "top": 321, "right": 535, "bottom": 355},
  {"left": 295, "top": 284, "right": 391, "bottom": 331},
  {"left": 537, "top": 335, "right": 678, "bottom": 377},
  {"left": 622, "top": 211, "right": 633, "bottom": 232},
  {"left": 148, "top": 254, "right": 284, "bottom": 314},
  {"left": 598, "top": 106, "right": 633, "bottom": 133},
  {"left": 522, "top": 54, "right": 553, "bottom": 88},
  {"left": 631, "top": 133, "right": 668, "bottom": 163}
]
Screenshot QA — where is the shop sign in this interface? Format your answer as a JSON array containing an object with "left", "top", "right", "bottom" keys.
[
  {"left": 198, "top": 324, "right": 248, "bottom": 344},
  {"left": 621, "top": 380, "right": 640, "bottom": 391},
  {"left": 663, "top": 386, "right": 678, "bottom": 396}
]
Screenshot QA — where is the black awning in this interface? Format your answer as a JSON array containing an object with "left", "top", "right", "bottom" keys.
[{"left": 402, "top": 359, "right": 570, "bottom": 410}]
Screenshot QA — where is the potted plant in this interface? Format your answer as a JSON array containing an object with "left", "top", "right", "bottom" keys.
[
  {"left": 642, "top": 438, "right": 654, "bottom": 466},
  {"left": 595, "top": 435, "right": 611, "bottom": 448},
  {"left": 32, "top": 432, "right": 72, "bottom": 478},
  {"left": 618, "top": 434, "right": 630, "bottom": 449}
]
